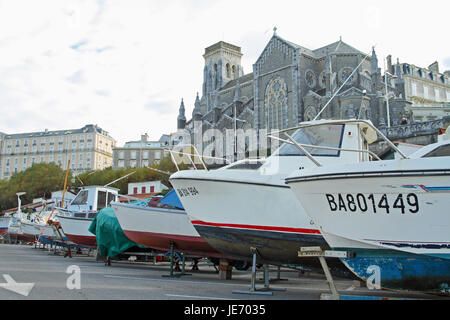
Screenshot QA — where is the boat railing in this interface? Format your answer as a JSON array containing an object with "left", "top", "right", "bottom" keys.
[
  {"left": 267, "top": 119, "right": 408, "bottom": 167},
  {"left": 166, "top": 144, "right": 232, "bottom": 172},
  {"left": 268, "top": 135, "right": 382, "bottom": 161}
]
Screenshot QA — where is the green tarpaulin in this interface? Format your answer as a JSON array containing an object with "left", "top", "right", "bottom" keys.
[{"left": 89, "top": 205, "right": 147, "bottom": 258}]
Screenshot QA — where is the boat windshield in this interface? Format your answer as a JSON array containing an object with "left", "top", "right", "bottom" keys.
[
  {"left": 227, "top": 160, "right": 265, "bottom": 170},
  {"left": 422, "top": 144, "right": 450, "bottom": 158},
  {"left": 273, "top": 124, "right": 345, "bottom": 157},
  {"left": 71, "top": 190, "right": 89, "bottom": 206}
]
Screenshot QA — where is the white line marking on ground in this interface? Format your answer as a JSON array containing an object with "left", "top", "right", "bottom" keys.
[{"left": 103, "top": 275, "right": 248, "bottom": 287}]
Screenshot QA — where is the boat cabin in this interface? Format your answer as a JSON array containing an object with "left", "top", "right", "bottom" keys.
[
  {"left": 220, "top": 119, "right": 380, "bottom": 176},
  {"left": 64, "top": 186, "right": 119, "bottom": 219}
]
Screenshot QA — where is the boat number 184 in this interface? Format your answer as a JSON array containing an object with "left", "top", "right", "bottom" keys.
[
  {"left": 326, "top": 193, "right": 419, "bottom": 214},
  {"left": 177, "top": 187, "right": 199, "bottom": 198}
]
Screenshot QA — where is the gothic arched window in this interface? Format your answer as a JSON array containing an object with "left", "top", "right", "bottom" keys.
[{"left": 265, "top": 77, "right": 288, "bottom": 131}]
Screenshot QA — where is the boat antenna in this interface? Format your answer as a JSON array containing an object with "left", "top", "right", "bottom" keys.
[
  {"left": 145, "top": 166, "right": 173, "bottom": 176},
  {"left": 314, "top": 46, "right": 375, "bottom": 121},
  {"left": 104, "top": 171, "right": 136, "bottom": 187}
]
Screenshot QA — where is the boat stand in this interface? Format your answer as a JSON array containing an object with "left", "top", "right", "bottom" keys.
[
  {"left": 260, "top": 265, "right": 288, "bottom": 283},
  {"left": 232, "top": 248, "right": 286, "bottom": 296},
  {"left": 162, "top": 243, "right": 191, "bottom": 278},
  {"left": 298, "top": 246, "right": 355, "bottom": 300}
]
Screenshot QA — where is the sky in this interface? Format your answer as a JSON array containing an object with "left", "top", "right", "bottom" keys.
[{"left": 0, "top": 0, "right": 448, "bottom": 146}]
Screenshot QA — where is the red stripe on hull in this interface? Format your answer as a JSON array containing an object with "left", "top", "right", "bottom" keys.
[
  {"left": 191, "top": 220, "right": 321, "bottom": 235},
  {"left": 64, "top": 233, "right": 97, "bottom": 248},
  {"left": 10, "top": 233, "right": 36, "bottom": 242},
  {"left": 123, "top": 230, "right": 225, "bottom": 258},
  {"left": 0, "top": 229, "right": 7, "bottom": 236}
]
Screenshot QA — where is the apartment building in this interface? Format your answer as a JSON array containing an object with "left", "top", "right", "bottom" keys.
[
  {"left": 112, "top": 133, "right": 169, "bottom": 169},
  {"left": 389, "top": 57, "right": 450, "bottom": 122},
  {"left": 0, "top": 124, "right": 116, "bottom": 180}
]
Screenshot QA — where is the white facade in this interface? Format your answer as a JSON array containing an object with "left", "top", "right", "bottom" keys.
[{"left": 128, "top": 181, "right": 168, "bottom": 195}]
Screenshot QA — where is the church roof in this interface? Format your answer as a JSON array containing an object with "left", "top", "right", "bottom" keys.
[
  {"left": 221, "top": 72, "right": 254, "bottom": 91},
  {"left": 313, "top": 40, "right": 368, "bottom": 58},
  {"left": 277, "top": 36, "right": 317, "bottom": 58}
]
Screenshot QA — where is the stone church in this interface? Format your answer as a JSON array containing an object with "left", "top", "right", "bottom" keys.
[{"left": 176, "top": 29, "right": 414, "bottom": 153}]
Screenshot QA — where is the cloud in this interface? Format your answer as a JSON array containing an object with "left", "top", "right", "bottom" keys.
[
  {"left": 66, "top": 70, "right": 86, "bottom": 84},
  {"left": 70, "top": 39, "right": 89, "bottom": 50},
  {"left": 0, "top": 0, "right": 448, "bottom": 146},
  {"left": 443, "top": 57, "right": 450, "bottom": 70}
]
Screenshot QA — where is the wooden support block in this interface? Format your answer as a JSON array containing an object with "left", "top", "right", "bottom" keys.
[{"left": 218, "top": 259, "right": 232, "bottom": 280}]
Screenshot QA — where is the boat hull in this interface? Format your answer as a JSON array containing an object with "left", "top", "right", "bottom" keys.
[
  {"left": 170, "top": 175, "right": 337, "bottom": 267},
  {"left": 6, "top": 220, "right": 36, "bottom": 242},
  {"left": 339, "top": 247, "right": 450, "bottom": 291},
  {"left": 0, "top": 217, "right": 11, "bottom": 236},
  {"left": 21, "top": 221, "right": 59, "bottom": 242},
  {"left": 58, "top": 216, "right": 97, "bottom": 248},
  {"left": 287, "top": 159, "right": 450, "bottom": 291},
  {"left": 112, "top": 202, "right": 225, "bottom": 258}
]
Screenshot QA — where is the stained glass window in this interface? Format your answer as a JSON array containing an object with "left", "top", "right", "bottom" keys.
[{"left": 265, "top": 77, "right": 287, "bottom": 131}]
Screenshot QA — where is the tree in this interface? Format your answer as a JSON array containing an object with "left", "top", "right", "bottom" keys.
[{"left": 0, "top": 163, "right": 72, "bottom": 212}]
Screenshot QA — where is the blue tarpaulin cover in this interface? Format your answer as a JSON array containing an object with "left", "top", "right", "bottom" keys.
[{"left": 159, "top": 189, "right": 184, "bottom": 209}]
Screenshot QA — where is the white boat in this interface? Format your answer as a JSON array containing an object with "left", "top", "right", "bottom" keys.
[
  {"left": 286, "top": 121, "right": 450, "bottom": 291},
  {"left": 169, "top": 119, "right": 378, "bottom": 267},
  {"left": 20, "top": 202, "right": 61, "bottom": 243},
  {"left": 57, "top": 186, "right": 119, "bottom": 248},
  {"left": 112, "top": 190, "right": 225, "bottom": 258},
  {"left": 0, "top": 216, "right": 11, "bottom": 236},
  {"left": 5, "top": 193, "right": 33, "bottom": 242}
]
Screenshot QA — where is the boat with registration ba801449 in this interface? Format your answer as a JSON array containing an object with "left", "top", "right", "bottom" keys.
[{"left": 286, "top": 121, "right": 450, "bottom": 292}]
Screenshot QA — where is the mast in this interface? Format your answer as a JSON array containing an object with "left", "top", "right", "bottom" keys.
[{"left": 61, "top": 160, "right": 71, "bottom": 207}]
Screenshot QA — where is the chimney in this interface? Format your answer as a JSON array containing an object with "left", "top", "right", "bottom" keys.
[
  {"left": 428, "top": 61, "right": 439, "bottom": 74},
  {"left": 141, "top": 133, "right": 149, "bottom": 142}
]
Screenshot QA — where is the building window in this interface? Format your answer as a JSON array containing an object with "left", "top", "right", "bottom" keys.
[
  {"left": 131, "top": 151, "right": 136, "bottom": 159},
  {"left": 265, "top": 76, "right": 288, "bottom": 131},
  {"left": 435, "top": 88, "right": 440, "bottom": 101},
  {"left": 150, "top": 186, "right": 155, "bottom": 193},
  {"left": 155, "top": 151, "right": 161, "bottom": 160},
  {"left": 133, "top": 187, "right": 138, "bottom": 194},
  {"left": 119, "top": 151, "right": 124, "bottom": 159},
  {"left": 411, "top": 82, "right": 417, "bottom": 96},
  {"left": 143, "top": 151, "right": 149, "bottom": 159},
  {"left": 141, "top": 186, "right": 146, "bottom": 194}
]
